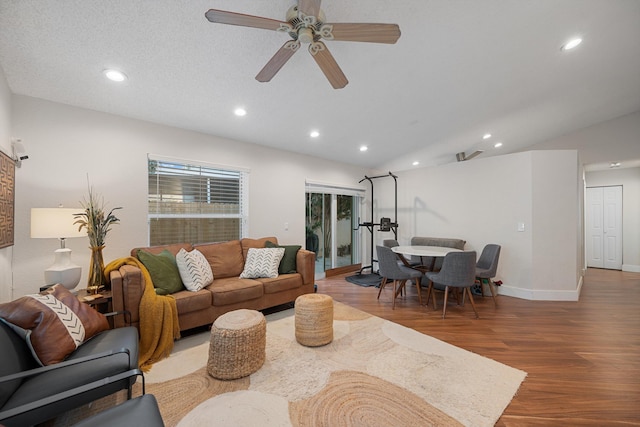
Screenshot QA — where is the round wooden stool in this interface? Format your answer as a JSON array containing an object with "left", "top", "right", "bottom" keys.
[
  {"left": 295, "top": 293, "right": 334, "bottom": 347},
  {"left": 207, "top": 309, "right": 266, "bottom": 380}
]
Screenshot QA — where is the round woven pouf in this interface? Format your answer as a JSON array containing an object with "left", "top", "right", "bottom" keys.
[
  {"left": 207, "top": 309, "right": 266, "bottom": 380},
  {"left": 295, "top": 293, "right": 334, "bottom": 347}
]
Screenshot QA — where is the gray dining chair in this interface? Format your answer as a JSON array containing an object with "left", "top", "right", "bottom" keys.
[
  {"left": 475, "top": 244, "right": 501, "bottom": 305},
  {"left": 424, "top": 251, "right": 478, "bottom": 319},
  {"left": 376, "top": 245, "right": 423, "bottom": 309}
]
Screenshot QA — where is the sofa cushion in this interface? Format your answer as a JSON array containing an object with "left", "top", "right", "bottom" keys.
[
  {"left": 239, "top": 248, "right": 285, "bottom": 279},
  {"left": 195, "top": 240, "right": 244, "bottom": 279},
  {"left": 137, "top": 249, "right": 184, "bottom": 295},
  {"left": 265, "top": 240, "right": 301, "bottom": 274},
  {"left": 207, "top": 277, "right": 264, "bottom": 306},
  {"left": 176, "top": 248, "right": 214, "bottom": 292},
  {"left": 171, "top": 289, "right": 213, "bottom": 314},
  {"left": 261, "top": 274, "right": 303, "bottom": 294},
  {"left": 240, "top": 236, "right": 278, "bottom": 260},
  {"left": 0, "top": 285, "right": 110, "bottom": 366}
]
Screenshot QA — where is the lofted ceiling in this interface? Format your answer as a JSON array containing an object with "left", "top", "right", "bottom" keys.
[{"left": 1, "top": 0, "right": 639, "bottom": 172}]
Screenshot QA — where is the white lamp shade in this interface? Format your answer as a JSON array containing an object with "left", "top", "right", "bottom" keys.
[{"left": 31, "top": 208, "right": 85, "bottom": 239}]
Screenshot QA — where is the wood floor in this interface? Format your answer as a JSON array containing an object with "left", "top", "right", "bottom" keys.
[{"left": 316, "top": 268, "right": 640, "bottom": 426}]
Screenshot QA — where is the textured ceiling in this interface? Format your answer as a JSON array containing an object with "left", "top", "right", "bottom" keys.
[{"left": 1, "top": 0, "right": 639, "bottom": 171}]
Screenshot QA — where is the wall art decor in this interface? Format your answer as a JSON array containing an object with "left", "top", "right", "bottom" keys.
[{"left": 0, "top": 149, "right": 15, "bottom": 248}]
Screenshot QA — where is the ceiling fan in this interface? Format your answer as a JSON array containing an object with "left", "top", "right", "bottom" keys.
[{"left": 205, "top": 0, "right": 401, "bottom": 89}]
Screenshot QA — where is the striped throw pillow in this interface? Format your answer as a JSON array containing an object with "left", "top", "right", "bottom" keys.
[{"left": 176, "top": 248, "right": 214, "bottom": 292}]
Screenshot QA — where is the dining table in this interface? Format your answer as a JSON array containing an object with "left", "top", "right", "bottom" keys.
[{"left": 391, "top": 245, "right": 463, "bottom": 271}]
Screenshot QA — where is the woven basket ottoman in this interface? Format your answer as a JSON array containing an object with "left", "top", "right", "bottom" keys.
[
  {"left": 295, "top": 293, "right": 334, "bottom": 347},
  {"left": 207, "top": 309, "right": 266, "bottom": 380}
]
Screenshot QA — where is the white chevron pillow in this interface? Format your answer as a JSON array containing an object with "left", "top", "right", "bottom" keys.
[
  {"left": 176, "top": 248, "right": 214, "bottom": 291},
  {"left": 240, "top": 247, "right": 285, "bottom": 279}
]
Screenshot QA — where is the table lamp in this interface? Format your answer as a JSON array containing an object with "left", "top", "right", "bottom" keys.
[{"left": 31, "top": 207, "right": 86, "bottom": 290}]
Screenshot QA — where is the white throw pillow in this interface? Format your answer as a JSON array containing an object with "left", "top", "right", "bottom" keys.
[
  {"left": 240, "top": 247, "right": 285, "bottom": 279},
  {"left": 176, "top": 248, "right": 214, "bottom": 291}
]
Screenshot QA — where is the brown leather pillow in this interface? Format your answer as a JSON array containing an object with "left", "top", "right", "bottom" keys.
[{"left": 0, "top": 284, "right": 109, "bottom": 365}]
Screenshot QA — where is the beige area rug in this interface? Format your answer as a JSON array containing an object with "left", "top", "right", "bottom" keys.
[{"left": 56, "top": 302, "right": 526, "bottom": 427}]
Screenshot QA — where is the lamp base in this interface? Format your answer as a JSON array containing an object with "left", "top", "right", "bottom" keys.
[{"left": 44, "top": 248, "right": 82, "bottom": 290}]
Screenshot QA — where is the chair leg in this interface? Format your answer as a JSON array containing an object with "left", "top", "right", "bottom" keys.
[
  {"left": 391, "top": 280, "right": 396, "bottom": 309},
  {"left": 377, "top": 277, "right": 387, "bottom": 300},
  {"left": 486, "top": 279, "right": 498, "bottom": 305},
  {"left": 465, "top": 288, "right": 480, "bottom": 319},
  {"left": 425, "top": 280, "right": 438, "bottom": 310},
  {"left": 442, "top": 286, "right": 449, "bottom": 319},
  {"left": 415, "top": 277, "right": 423, "bottom": 305}
]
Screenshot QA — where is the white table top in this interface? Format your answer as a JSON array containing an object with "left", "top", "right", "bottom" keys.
[{"left": 391, "top": 245, "right": 463, "bottom": 257}]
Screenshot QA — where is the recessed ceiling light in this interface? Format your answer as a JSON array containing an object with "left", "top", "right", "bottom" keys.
[
  {"left": 482, "top": 133, "right": 492, "bottom": 140},
  {"left": 610, "top": 162, "right": 621, "bottom": 168},
  {"left": 103, "top": 69, "right": 127, "bottom": 82},
  {"left": 562, "top": 37, "right": 582, "bottom": 51},
  {"left": 310, "top": 130, "right": 320, "bottom": 138},
  {"left": 360, "top": 145, "right": 368, "bottom": 152},
  {"left": 234, "top": 108, "right": 247, "bottom": 117},
  {"left": 412, "top": 161, "right": 420, "bottom": 166},
  {"left": 494, "top": 142, "right": 503, "bottom": 148}
]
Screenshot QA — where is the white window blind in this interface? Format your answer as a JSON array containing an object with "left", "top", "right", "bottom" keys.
[{"left": 148, "top": 156, "right": 248, "bottom": 245}]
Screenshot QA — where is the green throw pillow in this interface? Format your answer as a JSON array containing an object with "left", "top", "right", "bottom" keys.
[
  {"left": 137, "top": 249, "right": 184, "bottom": 294},
  {"left": 265, "top": 241, "right": 301, "bottom": 274}
]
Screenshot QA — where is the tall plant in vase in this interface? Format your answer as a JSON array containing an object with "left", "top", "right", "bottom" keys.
[{"left": 74, "top": 187, "right": 122, "bottom": 294}]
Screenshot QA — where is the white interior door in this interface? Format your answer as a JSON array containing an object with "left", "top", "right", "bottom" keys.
[{"left": 586, "top": 186, "right": 622, "bottom": 269}]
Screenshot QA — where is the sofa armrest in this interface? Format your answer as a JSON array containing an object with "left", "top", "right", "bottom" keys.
[
  {"left": 110, "top": 265, "right": 145, "bottom": 330},
  {"left": 296, "top": 249, "right": 316, "bottom": 286}
]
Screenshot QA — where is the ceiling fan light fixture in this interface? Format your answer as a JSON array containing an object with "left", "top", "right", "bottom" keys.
[{"left": 298, "top": 27, "right": 314, "bottom": 44}]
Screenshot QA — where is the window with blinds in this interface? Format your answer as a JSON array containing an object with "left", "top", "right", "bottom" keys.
[{"left": 148, "top": 156, "right": 248, "bottom": 245}]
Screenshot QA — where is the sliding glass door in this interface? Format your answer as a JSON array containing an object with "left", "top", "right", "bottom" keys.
[{"left": 306, "top": 187, "right": 362, "bottom": 278}]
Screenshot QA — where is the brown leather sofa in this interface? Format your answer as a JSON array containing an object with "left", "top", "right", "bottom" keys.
[{"left": 109, "top": 237, "right": 315, "bottom": 332}]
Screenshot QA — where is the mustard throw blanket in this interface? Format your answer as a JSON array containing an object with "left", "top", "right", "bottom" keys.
[{"left": 104, "top": 257, "right": 180, "bottom": 372}]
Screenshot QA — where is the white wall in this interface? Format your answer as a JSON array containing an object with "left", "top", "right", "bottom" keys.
[
  {"left": 371, "top": 150, "right": 581, "bottom": 301},
  {"left": 586, "top": 167, "right": 640, "bottom": 272},
  {"left": 6, "top": 95, "right": 369, "bottom": 301},
  {"left": 0, "top": 66, "right": 13, "bottom": 302},
  {"left": 528, "top": 110, "right": 640, "bottom": 273}
]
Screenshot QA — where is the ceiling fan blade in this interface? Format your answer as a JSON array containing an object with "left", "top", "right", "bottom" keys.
[
  {"left": 205, "top": 9, "right": 289, "bottom": 31},
  {"left": 309, "top": 41, "right": 348, "bottom": 89},
  {"left": 321, "top": 23, "right": 401, "bottom": 44},
  {"left": 256, "top": 41, "right": 301, "bottom": 82},
  {"left": 297, "top": 0, "right": 322, "bottom": 18}
]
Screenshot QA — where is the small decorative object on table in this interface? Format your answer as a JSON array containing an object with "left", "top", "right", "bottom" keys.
[{"left": 74, "top": 185, "right": 122, "bottom": 294}]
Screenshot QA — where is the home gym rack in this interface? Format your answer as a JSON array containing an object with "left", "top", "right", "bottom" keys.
[{"left": 355, "top": 171, "right": 398, "bottom": 274}]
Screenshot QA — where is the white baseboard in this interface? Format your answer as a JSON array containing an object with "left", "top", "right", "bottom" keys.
[
  {"left": 497, "top": 276, "right": 582, "bottom": 301},
  {"left": 622, "top": 264, "right": 640, "bottom": 273}
]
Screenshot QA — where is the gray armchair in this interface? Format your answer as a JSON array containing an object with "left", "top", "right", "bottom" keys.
[
  {"left": 376, "top": 245, "right": 423, "bottom": 309},
  {"left": 424, "top": 251, "right": 478, "bottom": 319},
  {"left": 72, "top": 394, "right": 164, "bottom": 427},
  {"left": 0, "top": 322, "right": 143, "bottom": 427}
]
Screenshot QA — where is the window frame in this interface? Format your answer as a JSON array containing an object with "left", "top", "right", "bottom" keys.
[{"left": 147, "top": 154, "right": 249, "bottom": 245}]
